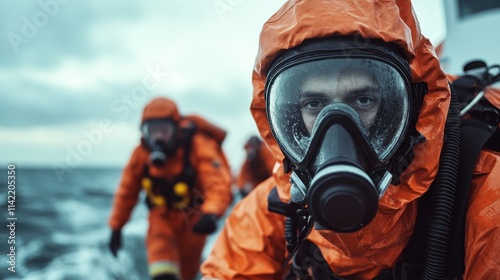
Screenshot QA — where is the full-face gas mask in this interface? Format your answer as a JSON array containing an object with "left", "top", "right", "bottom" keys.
[
  {"left": 266, "top": 38, "right": 424, "bottom": 232},
  {"left": 141, "top": 118, "right": 178, "bottom": 166}
]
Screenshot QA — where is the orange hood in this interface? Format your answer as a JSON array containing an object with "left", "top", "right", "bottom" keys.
[
  {"left": 250, "top": 1, "right": 451, "bottom": 271},
  {"left": 141, "top": 97, "right": 181, "bottom": 123},
  {"left": 251, "top": 0, "right": 450, "bottom": 207}
]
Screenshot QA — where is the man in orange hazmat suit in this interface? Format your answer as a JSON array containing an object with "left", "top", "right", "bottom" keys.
[
  {"left": 108, "top": 97, "right": 232, "bottom": 280},
  {"left": 235, "top": 135, "right": 275, "bottom": 197},
  {"left": 201, "top": 0, "right": 500, "bottom": 279}
]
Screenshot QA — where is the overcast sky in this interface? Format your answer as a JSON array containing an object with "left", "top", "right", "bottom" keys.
[{"left": 1, "top": 0, "right": 446, "bottom": 173}]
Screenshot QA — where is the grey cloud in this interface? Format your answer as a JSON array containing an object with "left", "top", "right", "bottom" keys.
[
  {"left": 0, "top": 81, "right": 143, "bottom": 128},
  {"left": 0, "top": 1, "right": 145, "bottom": 67}
]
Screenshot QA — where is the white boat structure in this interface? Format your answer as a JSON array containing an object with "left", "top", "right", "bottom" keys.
[{"left": 439, "top": 0, "right": 500, "bottom": 74}]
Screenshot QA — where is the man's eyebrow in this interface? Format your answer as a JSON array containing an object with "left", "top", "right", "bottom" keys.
[
  {"left": 298, "top": 85, "right": 379, "bottom": 98},
  {"left": 346, "top": 85, "right": 379, "bottom": 95},
  {"left": 298, "top": 91, "right": 331, "bottom": 99}
]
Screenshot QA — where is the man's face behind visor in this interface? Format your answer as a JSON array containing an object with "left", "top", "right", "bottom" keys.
[
  {"left": 300, "top": 67, "right": 381, "bottom": 133},
  {"left": 268, "top": 58, "right": 410, "bottom": 166}
]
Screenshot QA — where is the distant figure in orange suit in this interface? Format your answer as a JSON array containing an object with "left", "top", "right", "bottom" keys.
[
  {"left": 235, "top": 135, "right": 275, "bottom": 197},
  {"left": 108, "top": 97, "right": 232, "bottom": 280}
]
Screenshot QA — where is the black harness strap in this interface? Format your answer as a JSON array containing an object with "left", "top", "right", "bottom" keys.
[
  {"left": 179, "top": 121, "right": 196, "bottom": 182},
  {"left": 446, "top": 120, "right": 498, "bottom": 279}
]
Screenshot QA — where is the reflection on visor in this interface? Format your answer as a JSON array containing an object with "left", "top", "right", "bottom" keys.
[{"left": 267, "top": 58, "right": 410, "bottom": 164}]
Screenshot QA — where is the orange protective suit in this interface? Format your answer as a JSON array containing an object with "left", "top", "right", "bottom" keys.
[
  {"left": 201, "top": 0, "right": 500, "bottom": 279},
  {"left": 235, "top": 136, "right": 275, "bottom": 197},
  {"left": 109, "top": 97, "right": 232, "bottom": 280}
]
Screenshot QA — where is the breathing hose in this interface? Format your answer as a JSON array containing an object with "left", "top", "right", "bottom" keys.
[{"left": 422, "top": 84, "right": 461, "bottom": 279}]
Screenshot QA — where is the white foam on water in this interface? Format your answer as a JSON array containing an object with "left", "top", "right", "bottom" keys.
[{"left": 12, "top": 245, "right": 143, "bottom": 280}]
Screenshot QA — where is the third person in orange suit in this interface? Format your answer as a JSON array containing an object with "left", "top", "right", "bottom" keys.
[
  {"left": 108, "top": 97, "right": 232, "bottom": 280},
  {"left": 235, "top": 135, "right": 275, "bottom": 197}
]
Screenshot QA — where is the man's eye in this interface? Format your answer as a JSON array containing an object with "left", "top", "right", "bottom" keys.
[
  {"left": 350, "top": 90, "right": 380, "bottom": 109},
  {"left": 302, "top": 100, "right": 326, "bottom": 114},
  {"left": 356, "top": 96, "right": 374, "bottom": 105},
  {"left": 305, "top": 100, "right": 321, "bottom": 108}
]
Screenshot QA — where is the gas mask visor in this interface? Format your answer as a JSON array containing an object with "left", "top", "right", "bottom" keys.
[
  {"left": 266, "top": 57, "right": 412, "bottom": 232},
  {"left": 267, "top": 57, "right": 411, "bottom": 168},
  {"left": 141, "top": 119, "right": 178, "bottom": 165}
]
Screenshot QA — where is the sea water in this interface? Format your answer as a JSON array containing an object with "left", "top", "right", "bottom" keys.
[{"left": 0, "top": 167, "right": 238, "bottom": 280}]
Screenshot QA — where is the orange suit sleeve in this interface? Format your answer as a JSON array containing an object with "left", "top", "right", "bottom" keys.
[
  {"left": 108, "top": 146, "right": 146, "bottom": 230},
  {"left": 192, "top": 134, "right": 232, "bottom": 217},
  {"left": 201, "top": 179, "right": 287, "bottom": 279}
]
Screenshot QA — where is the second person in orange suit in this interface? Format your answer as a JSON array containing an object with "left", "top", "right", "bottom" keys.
[
  {"left": 108, "top": 97, "right": 232, "bottom": 280},
  {"left": 235, "top": 135, "right": 275, "bottom": 197}
]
